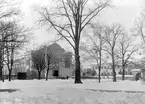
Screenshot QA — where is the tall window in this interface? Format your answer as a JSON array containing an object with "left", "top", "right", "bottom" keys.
[{"left": 65, "top": 58, "right": 70, "bottom": 68}]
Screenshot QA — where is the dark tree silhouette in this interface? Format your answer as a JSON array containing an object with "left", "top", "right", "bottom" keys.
[
  {"left": 4, "top": 21, "right": 29, "bottom": 81},
  {"left": 0, "top": 0, "right": 20, "bottom": 81},
  {"left": 36, "top": 0, "right": 111, "bottom": 83},
  {"left": 31, "top": 48, "right": 46, "bottom": 79}
]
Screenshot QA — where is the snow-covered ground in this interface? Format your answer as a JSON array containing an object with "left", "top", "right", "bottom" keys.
[{"left": 1, "top": 79, "right": 145, "bottom": 104}]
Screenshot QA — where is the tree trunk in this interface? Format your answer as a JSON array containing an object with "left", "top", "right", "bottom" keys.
[
  {"left": 112, "top": 55, "right": 116, "bottom": 82},
  {"left": 74, "top": 44, "right": 82, "bottom": 84},
  {"left": 98, "top": 66, "right": 101, "bottom": 83},
  {"left": 0, "top": 53, "right": 2, "bottom": 81},
  {"left": 113, "top": 68, "right": 116, "bottom": 82},
  {"left": 38, "top": 71, "right": 41, "bottom": 80},
  {"left": 98, "top": 48, "right": 102, "bottom": 83},
  {"left": 9, "top": 70, "right": 12, "bottom": 81},
  {"left": 46, "top": 66, "right": 50, "bottom": 81},
  {"left": 0, "top": 66, "right": 2, "bottom": 81},
  {"left": 122, "top": 66, "right": 125, "bottom": 80},
  {"left": 9, "top": 56, "right": 14, "bottom": 82},
  {"left": 46, "top": 69, "right": 49, "bottom": 81},
  {"left": 45, "top": 57, "right": 50, "bottom": 81}
]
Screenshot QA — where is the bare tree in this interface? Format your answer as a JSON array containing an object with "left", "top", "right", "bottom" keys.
[
  {"left": 0, "top": 21, "right": 13, "bottom": 81},
  {"left": 117, "top": 34, "right": 138, "bottom": 80},
  {"left": 104, "top": 24, "right": 124, "bottom": 82},
  {"left": 0, "top": 21, "right": 22, "bottom": 81},
  {"left": 0, "top": 0, "right": 20, "bottom": 81},
  {"left": 44, "top": 43, "right": 62, "bottom": 81},
  {"left": 45, "top": 45, "right": 53, "bottom": 81},
  {"left": 31, "top": 48, "right": 46, "bottom": 79},
  {"left": 133, "top": 10, "right": 145, "bottom": 43},
  {"left": 4, "top": 21, "right": 29, "bottom": 81},
  {"left": 36, "top": 0, "right": 112, "bottom": 83},
  {"left": 80, "top": 23, "right": 106, "bottom": 83}
]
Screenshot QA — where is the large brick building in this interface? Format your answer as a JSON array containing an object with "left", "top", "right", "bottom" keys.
[{"left": 7, "top": 43, "right": 75, "bottom": 79}]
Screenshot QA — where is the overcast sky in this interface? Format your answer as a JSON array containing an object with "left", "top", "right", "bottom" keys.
[{"left": 19, "top": 0, "right": 145, "bottom": 49}]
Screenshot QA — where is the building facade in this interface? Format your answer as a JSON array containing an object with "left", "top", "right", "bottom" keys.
[
  {"left": 44, "top": 43, "right": 75, "bottom": 78},
  {"left": 5, "top": 43, "right": 75, "bottom": 79}
]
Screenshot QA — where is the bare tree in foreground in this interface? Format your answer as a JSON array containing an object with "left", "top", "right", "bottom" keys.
[
  {"left": 4, "top": 21, "right": 29, "bottom": 81},
  {"left": 0, "top": 21, "right": 13, "bottom": 81},
  {"left": 0, "top": 0, "right": 20, "bottom": 81},
  {"left": 117, "top": 34, "right": 138, "bottom": 80},
  {"left": 81, "top": 23, "right": 106, "bottom": 83},
  {"left": 36, "top": 0, "right": 111, "bottom": 83},
  {"left": 104, "top": 24, "right": 124, "bottom": 82}
]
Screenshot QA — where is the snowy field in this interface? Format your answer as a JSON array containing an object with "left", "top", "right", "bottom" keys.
[{"left": 1, "top": 79, "right": 145, "bottom": 104}]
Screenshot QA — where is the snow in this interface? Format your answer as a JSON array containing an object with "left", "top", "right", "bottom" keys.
[{"left": 1, "top": 79, "right": 145, "bottom": 104}]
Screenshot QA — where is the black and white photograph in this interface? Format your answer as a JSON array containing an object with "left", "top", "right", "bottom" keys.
[{"left": 0, "top": 0, "right": 145, "bottom": 104}]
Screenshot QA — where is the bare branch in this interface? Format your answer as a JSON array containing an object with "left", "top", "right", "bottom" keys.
[{"left": 81, "top": 0, "right": 111, "bottom": 31}]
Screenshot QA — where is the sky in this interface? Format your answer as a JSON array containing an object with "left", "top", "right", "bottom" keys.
[{"left": 19, "top": 0, "right": 145, "bottom": 50}]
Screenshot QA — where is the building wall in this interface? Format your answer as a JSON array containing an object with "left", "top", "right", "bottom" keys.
[
  {"left": 9, "top": 43, "right": 75, "bottom": 79},
  {"left": 45, "top": 52, "right": 74, "bottom": 78},
  {"left": 38, "top": 44, "right": 74, "bottom": 78},
  {"left": 59, "top": 61, "right": 74, "bottom": 78}
]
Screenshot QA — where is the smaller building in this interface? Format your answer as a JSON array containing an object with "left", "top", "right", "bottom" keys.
[{"left": 132, "top": 69, "right": 141, "bottom": 81}]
